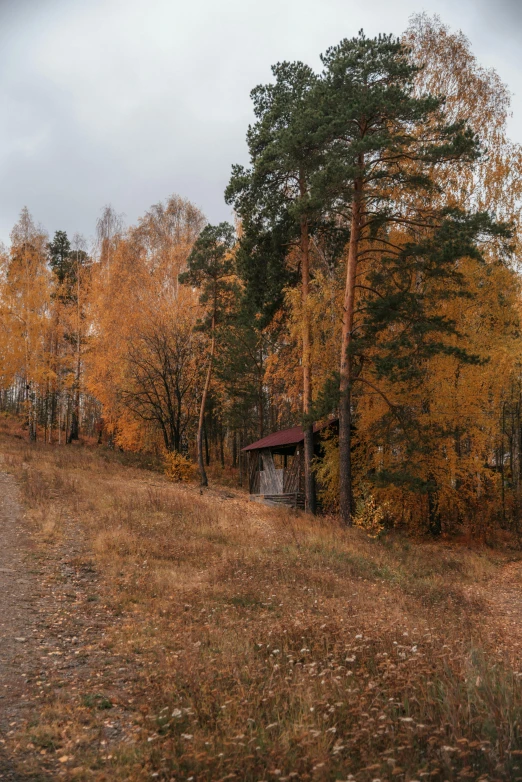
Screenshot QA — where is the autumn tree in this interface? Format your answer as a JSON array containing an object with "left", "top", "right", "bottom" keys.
[
  {"left": 0, "top": 208, "right": 50, "bottom": 440},
  {"left": 395, "top": 14, "right": 522, "bottom": 532},
  {"left": 134, "top": 195, "right": 206, "bottom": 289},
  {"left": 96, "top": 205, "right": 124, "bottom": 282},
  {"left": 118, "top": 287, "right": 204, "bottom": 453},
  {"left": 87, "top": 195, "right": 206, "bottom": 454}
]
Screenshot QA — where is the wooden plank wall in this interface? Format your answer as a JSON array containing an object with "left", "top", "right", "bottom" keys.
[
  {"left": 249, "top": 446, "right": 304, "bottom": 498},
  {"left": 248, "top": 451, "right": 260, "bottom": 494},
  {"left": 284, "top": 447, "right": 302, "bottom": 493},
  {"left": 260, "top": 449, "right": 283, "bottom": 494}
]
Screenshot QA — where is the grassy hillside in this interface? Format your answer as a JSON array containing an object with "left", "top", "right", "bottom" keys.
[{"left": 1, "top": 426, "right": 522, "bottom": 781}]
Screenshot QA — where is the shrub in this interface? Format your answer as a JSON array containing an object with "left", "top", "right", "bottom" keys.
[
  {"left": 163, "top": 451, "right": 196, "bottom": 483},
  {"left": 354, "top": 484, "right": 389, "bottom": 538},
  {"left": 313, "top": 432, "right": 339, "bottom": 511}
]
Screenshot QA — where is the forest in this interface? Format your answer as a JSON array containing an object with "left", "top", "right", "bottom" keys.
[{"left": 1, "top": 14, "right": 522, "bottom": 535}]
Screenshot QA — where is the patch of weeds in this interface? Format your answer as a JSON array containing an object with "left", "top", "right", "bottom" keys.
[
  {"left": 227, "top": 595, "right": 265, "bottom": 609},
  {"left": 30, "top": 727, "right": 60, "bottom": 750},
  {"left": 309, "top": 543, "right": 396, "bottom": 582},
  {"left": 102, "top": 448, "right": 163, "bottom": 473},
  {"left": 406, "top": 577, "right": 471, "bottom": 609},
  {"left": 201, "top": 530, "right": 229, "bottom": 545},
  {"left": 82, "top": 693, "right": 113, "bottom": 710},
  {"left": 439, "top": 555, "right": 464, "bottom": 573}
]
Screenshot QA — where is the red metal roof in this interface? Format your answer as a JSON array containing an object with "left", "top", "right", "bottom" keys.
[{"left": 242, "top": 420, "right": 335, "bottom": 451}]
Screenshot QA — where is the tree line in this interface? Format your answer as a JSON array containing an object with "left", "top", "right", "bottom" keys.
[{"left": 1, "top": 15, "right": 522, "bottom": 534}]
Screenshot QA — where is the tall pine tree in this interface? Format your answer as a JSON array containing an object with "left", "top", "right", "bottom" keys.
[
  {"left": 226, "top": 62, "right": 334, "bottom": 513},
  {"left": 314, "top": 32, "right": 504, "bottom": 523},
  {"left": 179, "top": 222, "right": 236, "bottom": 487}
]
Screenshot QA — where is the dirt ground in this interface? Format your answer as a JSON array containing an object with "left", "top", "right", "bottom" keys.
[
  {"left": 0, "top": 461, "right": 139, "bottom": 780},
  {"left": 0, "top": 469, "right": 38, "bottom": 780}
]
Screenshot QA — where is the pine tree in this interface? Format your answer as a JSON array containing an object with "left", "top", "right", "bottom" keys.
[
  {"left": 179, "top": 222, "right": 236, "bottom": 487},
  {"left": 48, "top": 231, "right": 72, "bottom": 288},
  {"left": 48, "top": 230, "right": 92, "bottom": 442},
  {"left": 226, "top": 62, "right": 335, "bottom": 513},
  {"left": 315, "top": 31, "right": 499, "bottom": 523}
]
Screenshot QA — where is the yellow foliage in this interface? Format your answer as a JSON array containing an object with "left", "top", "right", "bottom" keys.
[
  {"left": 163, "top": 451, "right": 196, "bottom": 483},
  {"left": 85, "top": 196, "right": 207, "bottom": 454},
  {"left": 353, "top": 486, "right": 389, "bottom": 538},
  {"left": 313, "top": 432, "right": 339, "bottom": 512}
]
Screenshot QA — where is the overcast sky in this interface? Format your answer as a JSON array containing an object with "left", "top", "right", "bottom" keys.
[{"left": 0, "top": 0, "right": 521, "bottom": 245}]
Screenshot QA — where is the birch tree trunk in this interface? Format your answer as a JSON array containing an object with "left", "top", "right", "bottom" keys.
[{"left": 68, "top": 260, "right": 83, "bottom": 443}]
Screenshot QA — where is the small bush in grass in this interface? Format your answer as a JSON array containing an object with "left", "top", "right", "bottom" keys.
[
  {"left": 82, "top": 693, "right": 113, "bottom": 710},
  {"left": 354, "top": 485, "right": 389, "bottom": 538},
  {"left": 163, "top": 451, "right": 196, "bottom": 483}
]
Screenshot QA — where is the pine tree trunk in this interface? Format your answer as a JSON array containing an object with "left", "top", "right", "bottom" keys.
[
  {"left": 232, "top": 430, "right": 237, "bottom": 469},
  {"left": 339, "top": 176, "right": 363, "bottom": 525},
  {"left": 197, "top": 316, "right": 215, "bottom": 487},
  {"left": 239, "top": 431, "right": 244, "bottom": 487},
  {"left": 501, "top": 401, "right": 506, "bottom": 524},
  {"left": 300, "top": 183, "right": 315, "bottom": 514},
  {"left": 219, "top": 425, "right": 225, "bottom": 468},
  {"left": 258, "top": 374, "right": 264, "bottom": 438},
  {"left": 518, "top": 394, "right": 522, "bottom": 499}
]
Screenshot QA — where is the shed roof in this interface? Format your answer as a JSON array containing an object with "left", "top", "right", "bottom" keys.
[{"left": 242, "top": 420, "right": 335, "bottom": 452}]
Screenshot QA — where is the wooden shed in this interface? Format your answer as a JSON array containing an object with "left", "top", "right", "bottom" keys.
[{"left": 243, "top": 420, "right": 337, "bottom": 508}]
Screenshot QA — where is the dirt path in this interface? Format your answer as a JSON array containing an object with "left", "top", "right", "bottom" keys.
[
  {"left": 0, "top": 471, "right": 38, "bottom": 780},
  {"left": 0, "top": 467, "right": 140, "bottom": 780}
]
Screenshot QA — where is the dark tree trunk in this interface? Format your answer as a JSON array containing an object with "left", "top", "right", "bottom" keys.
[
  {"left": 220, "top": 425, "right": 225, "bottom": 468},
  {"left": 232, "top": 431, "right": 237, "bottom": 469},
  {"left": 427, "top": 479, "right": 441, "bottom": 535},
  {"left": 299, "top": 176, "right": 315, "bottom": 514},
  {"left": 339, "top": 171, "right": 363, "bottom": 525},
  {"left": 196, "top": 315, "right": 215, "bottom": 487},
  {"left": 239, "top": 432, "right": 244, "bottom": 487},
  {"left": 69, "top": 409, "right": 79, "bottom": 442},
  {"left": 204, "top": 421, "right": 210, "bottom": 466}
]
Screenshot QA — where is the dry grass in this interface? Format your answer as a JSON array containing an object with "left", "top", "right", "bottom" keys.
[{"left": 2, "top": 428, "right": 522, "bottom": 781}]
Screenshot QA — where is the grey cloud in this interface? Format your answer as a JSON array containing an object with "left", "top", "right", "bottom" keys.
[
  {"left": 460, "top": 0, "right": 522, "bottom": 43},
  {"left": 476, "top": 0, "right": 522, "bottom": 22},
  {"left": 0, "top": 0, "right": 521, "bottom": 245}
]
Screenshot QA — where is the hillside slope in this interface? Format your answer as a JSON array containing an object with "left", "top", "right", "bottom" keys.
[{"left": 1, "top": 430, "right": 522, "bottom": 781}]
